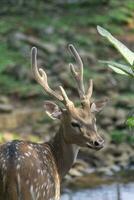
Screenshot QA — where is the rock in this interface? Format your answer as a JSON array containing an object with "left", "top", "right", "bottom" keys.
[
  {"left": 100, "top": 118, "right": 113, "bottom": 127},
  {"left": 93, "top": 75, "right": 107, "bottom": 92},
  {"left": 98, "top": 153, "right": 115, "bottom": 167},
  {"left": 0, "top": 104, "right": 13, "bottom": 113},
  {"left": 128, "top": 156, "right": 134, "bottom": 167},
  {"left": 66, "top": 173, "right": 114, "bottom": 189},
  {"left": 69, "top": 168, "right": 83, "bottom": 177},
  {"left": 96, "top": 167, "right": 114, "bottom": 176},
  {"left": 116, "top": 109, "right": 126, "bottom": 119},
  {"left": 117, "top": 143, "right": 133, "bottom": 154},
  {"left": 0, "top": 107, "right": 44, "bottom": 130},
  {"left": 0, "top": 96, "right": 10, "bottom": 104},
  {"left": 114, "top": 95, "right": 134, "bottom": 107},
  {"left": 73, "top": 159, "right": 89, "bottom": 170},
  {"left": 8, "top": 31, "right": 57, "bottom": 54},
  {"left": 130, "top": 81, "right": 134, "bottom": 92},
  {"left": 101, "top": 107, "right": 116, "bottom": 118},
  {"left": 115, "top": 118, "right": 126, "bottom": 128},
  {"left": 79, "top": 50, "right": 97, "bottom": 65},
  {"left": 114, "top": 152, "right": 129, "bottom": 167},
  {"left": 93, "top": 74, "right": 117, "bottom": 93},
  {"left": 42, "top": 26, "right": 55, "bottom": 35},
  {"left": 115, "top": 76, "right": 131, "bottom": 92},
  {"left": 4, "top": 64, "right": 30, "bottom": 81},
  {"left": 110, "top": 165, "right": 121, "bottom": 172}
]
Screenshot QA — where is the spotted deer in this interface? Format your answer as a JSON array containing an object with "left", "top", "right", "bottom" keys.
[{"left": 0, "top": 45, "right": 108, "bottom": 200}]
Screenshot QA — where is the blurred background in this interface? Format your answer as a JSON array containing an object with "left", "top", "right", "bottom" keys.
[{"left": 0, "top": 0, "right": 134, "bottom": 199}]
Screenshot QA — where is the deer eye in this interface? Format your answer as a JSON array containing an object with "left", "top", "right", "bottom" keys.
[{"left": 71, "top": 121, "right": 81, "bottom": 129}]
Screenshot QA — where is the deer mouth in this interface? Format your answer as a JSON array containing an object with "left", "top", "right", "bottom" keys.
[{"left": 86, "top": 142, "right": 104, "bottom": 150}]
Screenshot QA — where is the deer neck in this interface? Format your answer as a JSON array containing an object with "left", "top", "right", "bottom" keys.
[{"left": 48, "top": 125, "right": 79, "bottom": 179}]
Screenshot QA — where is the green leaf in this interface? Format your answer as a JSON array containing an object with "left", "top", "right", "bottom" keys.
[
  {"left": 126, "top": 117, "right": 134, "bottom": 127},
  {"left": 108, "top": 65, "right": 128, "bottom": 75},
  {"left": 97, "top": 26, "right": 134, "bottom": 66},
  {"left": 100, "top": 60, "right": 134, "bottom": 77}
]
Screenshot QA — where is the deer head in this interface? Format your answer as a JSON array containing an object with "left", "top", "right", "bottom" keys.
[{"left": 31, "top": 45, "right": 108, "bottom": 150}]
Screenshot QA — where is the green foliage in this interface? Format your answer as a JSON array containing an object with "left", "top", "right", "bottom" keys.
[
  {"left": 111, "top": 131, "right": 126, "bottom": 144},
  {"left": 111, "top": 131, "right": 134, "bottom": 144},
  {"left": 126, "top": 117, "right": 134, "bottom": 129},
  {"left": 126, "top": 134, "right": 134, "bottom": 144},
  {"left": 98, "top": 26, "right": 134, "bottom": 132},
  {"left": 97, "top": 26, "right": 134, "bottom": 65},
  {"left": 0, "top": 43, "right": 23, "bottom": 72},
  {"left": 99, "top": 61, "right": 134, "bottom": 77},
  {"left": 0, "top": 1, "right": 134, "bottom": 97},
  {"left": 97, "top": 26, "right": 134, "bottom": 77}
]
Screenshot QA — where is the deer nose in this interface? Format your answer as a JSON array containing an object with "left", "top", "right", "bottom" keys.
[{"left": 94, "top": 138, "right": 104, "bottom": 148}]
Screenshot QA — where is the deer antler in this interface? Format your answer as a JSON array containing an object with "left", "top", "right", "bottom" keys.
[
  {"left": 68, "top": 44, "right": 85, "bottom": 100},
  {"left": 31, "top": 47, "right": 73, "bottom": 107},
  {"left": 68, "top": 44, "right": 93, "bottom": 105},
  {"left": 86, "top": 79, "right": 93, "bottom": 100}
]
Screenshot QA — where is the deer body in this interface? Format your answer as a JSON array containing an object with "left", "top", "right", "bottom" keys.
[
  {"left": 0, "top": 140, "right": 60, "bottom": 200},
  {"left": 0, "top": 125, "right": 80, "bottom": 200},
  {"left": 0, "top": 45, "right": 108, "bottom": 200}
]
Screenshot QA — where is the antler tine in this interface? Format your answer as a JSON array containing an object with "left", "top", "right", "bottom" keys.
[
  {"left": 68, "top": 44, "right": 85, "bottom": 100},
  {"left": 59, "top": 86, "right": 74, "bottom": 107},
  {"left": 86, "top": 79, "right": 93, "bottom": 99},
  {"left": 31, "top": 47, "right": 63, "bottom": 102}
]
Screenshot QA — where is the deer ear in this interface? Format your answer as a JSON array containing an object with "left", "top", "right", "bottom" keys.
[
  {"left": 90, "top": 98, "right": 108, "bottom": 112},
  {"left": 44, "top": 101, "right": 62, "bottom": 120}
]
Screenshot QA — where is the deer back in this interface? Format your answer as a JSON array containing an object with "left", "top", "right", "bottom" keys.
[{"left": 0, "top": 140, "right": 60, "bottom": 200}]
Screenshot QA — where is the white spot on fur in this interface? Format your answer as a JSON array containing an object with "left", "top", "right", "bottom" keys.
[{"left": 30, "top": 185, "right": 36, "bottom": 200}]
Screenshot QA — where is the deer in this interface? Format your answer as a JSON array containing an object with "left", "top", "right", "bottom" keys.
[{"left": 0, "top": 44, "right": 108, "bottom": 200}]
